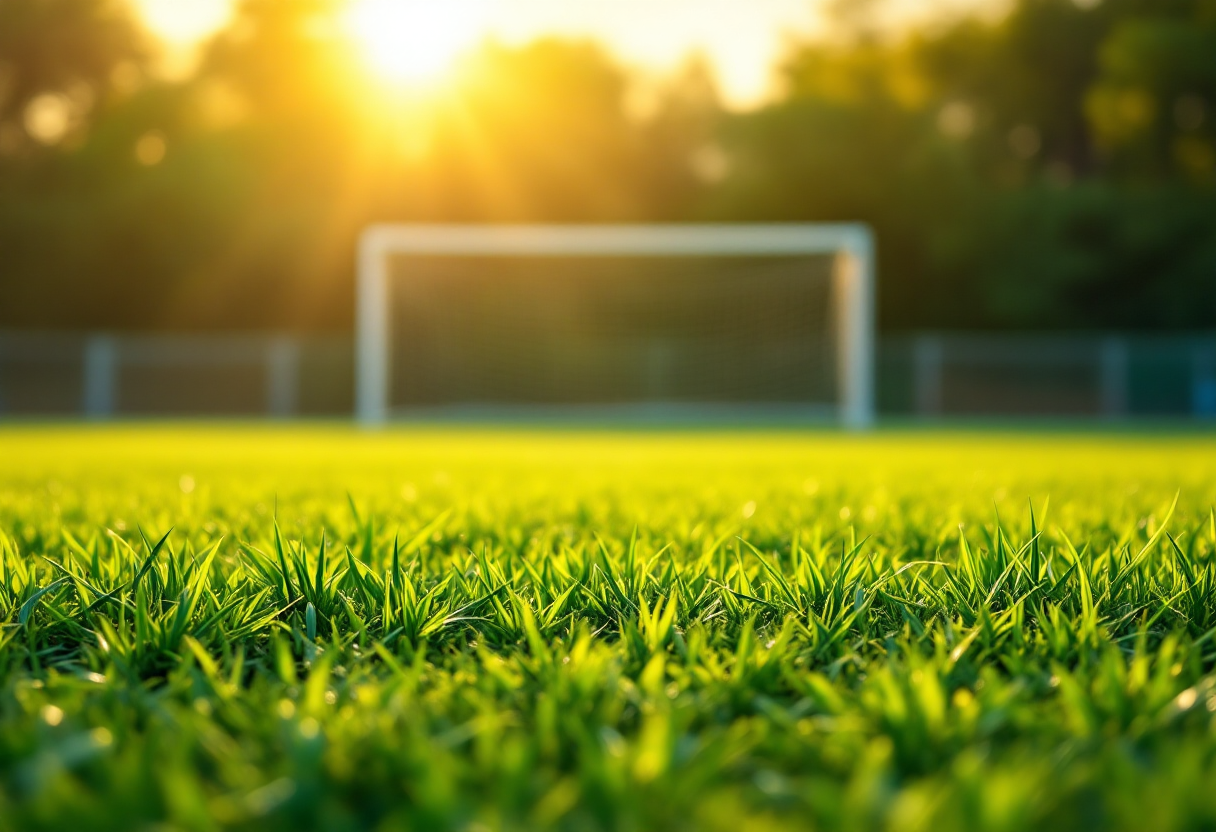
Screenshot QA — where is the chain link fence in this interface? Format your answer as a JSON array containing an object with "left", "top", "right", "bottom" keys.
[
  {"left": 879, "top": 333, "right": 1216, "bottom": 419},
  {"left": 0, "top": 332, "right": 351, "bottom": 418},
  {"left": 1, "top": 330, "right": 1213, "bottom": 420}
]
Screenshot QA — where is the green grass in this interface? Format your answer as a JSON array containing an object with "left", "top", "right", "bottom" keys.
[{"left": 2, "top": 426, "right": 1216, "bottom": 831}]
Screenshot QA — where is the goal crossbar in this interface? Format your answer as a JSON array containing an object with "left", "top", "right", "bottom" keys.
[{"left": 356, "top": 223, "right": 875, "bottom": 428}]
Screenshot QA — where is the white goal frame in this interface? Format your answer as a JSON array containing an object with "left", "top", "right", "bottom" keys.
[{"left": 356, "top": 224, "right": 875, "bottom": 428}]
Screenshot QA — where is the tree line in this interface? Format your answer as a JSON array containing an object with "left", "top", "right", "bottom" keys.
[{"left": 0, "top": 0, "right": 1213, "bottom": 333}]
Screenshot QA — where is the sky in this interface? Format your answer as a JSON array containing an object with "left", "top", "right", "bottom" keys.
[{"left": 132, "top": 0, "right": 998, "bottom": 107}]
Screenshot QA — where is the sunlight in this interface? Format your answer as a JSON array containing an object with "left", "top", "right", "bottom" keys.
[
  {"left": 346, "top": 0, "right": 487, "bottom": 86},
  {"left": 135, "top": 0, "right": 231, "bottom": 43},
  {"left": 127, "top": 0, "right": 1004, "bottom": 108}
]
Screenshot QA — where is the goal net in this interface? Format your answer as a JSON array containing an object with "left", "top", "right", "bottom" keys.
[{"left": 356, "top": 225, "right": 875, "bottom": 427}]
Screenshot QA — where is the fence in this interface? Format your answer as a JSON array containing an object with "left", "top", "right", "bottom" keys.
[
  {"left": 0, "top": 331, "right": 352, "bottom": 418},
  {"left": 0, "top": 330, "right": 1213, "bottom": 420},
  {"left": 878, "top": 333, "right": 1216, "bottom": 419}
]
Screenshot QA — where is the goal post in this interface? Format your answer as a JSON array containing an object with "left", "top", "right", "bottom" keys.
[{"left": 356, "top": 224, "right": 875, "bottom": 428}]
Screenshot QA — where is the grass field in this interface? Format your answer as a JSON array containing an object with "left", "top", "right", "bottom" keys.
[{"left": 2, "top": 426, "right": 1216, "bottom": 831}]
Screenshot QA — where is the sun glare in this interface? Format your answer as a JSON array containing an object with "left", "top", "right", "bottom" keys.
[
  {"left": 346, "top": 0, "right": 486, "bottom": 86},
  {"left": 135, "top": 0, "right": 231, "bottom": 43}
]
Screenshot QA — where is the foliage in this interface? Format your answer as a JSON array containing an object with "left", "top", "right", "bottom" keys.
[
  {"left": 0, "top": 0, "right": 149, "bottom": 130},
  {"left": 713, "top": 0, "right": 1216, "bottom": 330},
  {"left": 2, "top": 427, "right": 1216, "bottom": 830},
  {"left": 0, "top": 0, "right": 1215, "bottom": 331}
]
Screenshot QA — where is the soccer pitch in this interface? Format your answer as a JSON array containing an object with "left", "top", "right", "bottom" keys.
[{"left": 2, "top": 426, "right": 1216, "bottom": 831}]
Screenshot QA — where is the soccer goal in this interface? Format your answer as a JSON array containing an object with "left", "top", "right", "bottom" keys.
[{"left": 356, "top": 224, "right": 875, "bottom": 428}]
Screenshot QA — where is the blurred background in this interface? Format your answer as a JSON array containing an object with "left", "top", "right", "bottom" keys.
[{"left": 0, "top": 0, "right": 1213, "bottom": 421}]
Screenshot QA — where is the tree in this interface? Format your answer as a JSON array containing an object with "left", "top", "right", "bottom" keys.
[{"left": 0, "top": 0, "right": 148, "bottom": 154}]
